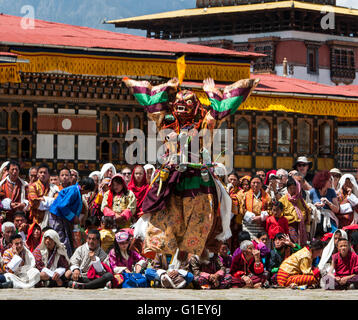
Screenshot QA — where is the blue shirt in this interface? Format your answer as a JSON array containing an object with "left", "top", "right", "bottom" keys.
[
  {"left": 309, "top": 188, "right": 337, "bottom": 210},
  {"left": 49, "top": 184, "right": 83, "bottom": 222}
]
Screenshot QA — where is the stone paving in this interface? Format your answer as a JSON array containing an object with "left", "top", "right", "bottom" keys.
[{"left": 0, "top": 287, "right": 357, "bottom": 300}]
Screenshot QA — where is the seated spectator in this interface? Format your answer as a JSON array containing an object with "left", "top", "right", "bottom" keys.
[
  {"left": 351, "top": 231, "right": 358, "bottom": 253},
  {"left": 232, "top": 231, "right": 251, "bottom": 258},
  {"left": 100, "top": 163, "right": 116, "bottom": 181},
  {"left": 265, "top": 201, "right": 289, "bottom": 243},
  {"left": 189, "top": 249, "right": 232, "bottom": 290},
  {"left": 108, "top": 231, "right": 147, "bottom": 287},
  {"left": 218, "top": 242, "right": 232, "bottom": 272},
  {"left": 267, "top": 233, "right": 301, "bottom": 285},
  {"left": 145, "top": 251, "right": 193, "bottom": 289},
  {"left": 0, "top": 222, "right": 16, "bottom": 254},
  {"left": 280, "top": 176, "right": 311, "bottom": 246},
  {"left": 318, "top": 229, "right": 348, "bottom": 274},
  {"left": 127, "top": 166, "right": 149, "bottom": 221},
  {"left": 2, "top": 234, "right": 41, "bottom": 289},
  {"left": 252, "top": 232, "right": 271, "bottom": 265},
  {"left": 330, "top": 238, "right": 358, "bottom": 290},
  {"left": 33, "top": 229, "right": 70, "bottom": 287},
  {"left": 336, "top": 174, "right": 358, "bottom": 228},
  {"left": 99, "top": 216, "right": 115, "bottom": 253},
  {"left": 309, "top": 171, "right": 340, "bottom": 237},
  {"left": 230, "top": 240, "right": 268, "bottom": 288},
  {"left": 101, "top": 174, "right": 137, "bottom": 230},
  {"left": 26, "top": 223, "right": 42, "bottom": 252},
  {"left": 13, "top": 211, "right": 29, "bottom": 241},
  {"left": 277, "top": 239, "right": 324, "bottom": 288},
  {"left": 85, "top": 216, "right": 100, "bottom": 235},
  {"left": 65, "top": 229, "right": 113, "bottom": 289},
  {"left": 238, "top": 175, "right": 273, "bottom": 240}
]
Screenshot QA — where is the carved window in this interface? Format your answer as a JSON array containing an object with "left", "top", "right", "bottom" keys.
[
  {"left": 121, "top": 115, "right": 130, "bottom": 133},
  {"left": 236, "top": 118, "right": 249, "bottom": 152},
  {"left": 0, "top": 137, "right": 7, "bottom": 157},
  {"left": 112, "top": 115, "right": 120, "bottom": 134},
  {"left": 10, "top": 111, "right": 19, "bottom": 130},
  {"left": 112, "top": 141, "right": 120, "bottom": 161},
  {"left": 10, "top": 138, "right": 18, "bottom": 158},
  {"left": 21, "top": 138, "right": 30, "bottom": 159},
  {"left": 277, "top": 120, "right": 291, "bottom": 153},
  {"left": 257, "top": 119, "right": 270, "bottom": 152},
  {"left": 101, "top": 140, "right": 109, "bottom": 161},
  {"left": 133, "top": 116, "right": 141, "bottom": 129},
  {"left": 253, "top": 44, "right": 275, "bottom": 73},
  {"left": 330, "top": 47, "right": 356, "bottom": 83},
  {"left": 307, "top": 46, "right": 319, "bottom": 74},
  {"left": 102, "top": 114, "right": 109, "bottom": 133},
  {"left": 319, "top": 122, "right": 331, "bottom": 155},
  {"left": 297, "top": 120, "right": 311, "bottom": 154},
  {"left": 22, "top": 111, "right": 31, "bottom": 131},
  {"left": 0, "top": 110, "right": 7, "bottom": 129}
]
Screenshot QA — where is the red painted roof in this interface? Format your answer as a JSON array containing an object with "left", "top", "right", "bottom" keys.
[
  {"left": 252, "top": 74, "right": 358, "bottom": 98},
  {"left": 182, "top": 74, "right": 358, "bottom": 98},
  {"left": 343, "top": 85, "right": 358, "bottom": 93},
  {"left": 0, "top": 13, "right": 263, "bottom": 59}
]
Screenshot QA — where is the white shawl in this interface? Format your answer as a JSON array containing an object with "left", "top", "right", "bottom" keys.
[
  {"left": 38, "top": 229, "right": 70, "bottom": 271},
  {"left": 318, "top": 228, "right": 348, "bottom": 271}
]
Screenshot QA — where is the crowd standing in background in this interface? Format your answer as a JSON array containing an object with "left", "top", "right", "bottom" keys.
[{"left": 0, "top": 155, "right": 357, "bottom": 291}]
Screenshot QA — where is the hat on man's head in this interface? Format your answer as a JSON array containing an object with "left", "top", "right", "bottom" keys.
[
  {"left": 329, "top": 168, "right": 342, "bottom": 176},
  {"left": 293, "top": 156, "right": 312, "bottom": 170},
  {"left": 115, "top": 231, "right": 129, "bottom": 243}
]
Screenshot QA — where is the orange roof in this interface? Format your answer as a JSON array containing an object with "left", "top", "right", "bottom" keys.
[
  {"left": 251, "top": 74, "right": 358, "bottom": 98},
  {"left": 0, "top": 14, "right": 263, "bottom": 59},
  {"left": 183, "top": 74, "right": 358, "bottom": 98}
]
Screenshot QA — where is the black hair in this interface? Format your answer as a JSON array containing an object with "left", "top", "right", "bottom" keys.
[
  {"left": 6, "top": 160, "right": 20, "bottom": 171},
  {"left": 37, "top": 163, "right": 50, "bottom": 172},
  {"left": 79, "top": 177, "right": 95, "bottom": 192},
  {"left": 257, "top": 231, "right": 268, "bottom": 239},
  {"left": 238, "top": 231, "right": 251, "bottom": 244},
  {"left": 274, "top": 233, "right": 285, "bottom": 241},
  {"left": 337, "top": 238, "right": 349, "bottom": 245},
  {"left": 251, "top": 175, "right": 263, "bottom": 184},
  {"left": 59, "top": 167, "right": 71, "bottom": 175},
  {"left": 42, "top": 226, "right": 53, "bottom": 233},
  {"left": 111, "top": 176, "right": 129, "bottom": 196},
  {"left": 101, "top": 216, "right": 115, "bottom": 229},
  {"left": 87, "top": 229, "right": 100, "bottom": 240},
  {"left": 228, "top": 171, "right": 240, "bottom": 180},
  {"left": 309, "top": 239, "right": 325, "bottom": 251},
  {"left": 272, "top": 200, "right": 284, "bottom": 211},
  {"left": 286, "top": 176, "right": 297, "bottom": 188},
  {"left": 13, "top": 211, "right": 26, "bottom": 219},
  {"left": 114, "top": 234, "right": 131, "bottom": 263},
  {"left": 85, "top": 216, "right": 100, "bottom": 228},
  {"left": 50, "top": 170, "right": 59, "bottom": 177},
  {"left": 10, "top": 233, "right": 23, "bottom": 243}
]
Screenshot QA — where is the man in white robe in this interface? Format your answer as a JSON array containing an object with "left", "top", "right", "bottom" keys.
[{"left": 2, "top": 234, "right": 40, "bottom": 289}]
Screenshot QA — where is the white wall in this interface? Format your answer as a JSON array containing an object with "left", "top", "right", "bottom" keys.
[
  {"left": 57, "top": 134, "right": 75, "bottom": 160},
  {"left": 36, "top": 134, "right": 54, "bottom": 159},
  {"left": 78, "top": 135, "right": 97, "bottom": 160}
]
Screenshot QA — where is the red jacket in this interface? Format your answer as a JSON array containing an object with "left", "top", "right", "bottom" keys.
[{"left": 265, "top": 216, "right": 289, "bottom": 240}]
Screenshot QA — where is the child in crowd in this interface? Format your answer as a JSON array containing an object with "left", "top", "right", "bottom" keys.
[
  {"left": 99, "top": 216, "right": 116, "bottom": 253},
  {"left": 265, "top": 201, "right": 289, "bottom": 246},
  {"left": 85, "top": 216, "right": 101, "bottom": 235},
  {"left": 218, "top": 242, "right": 232, "bottom": 273}
]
